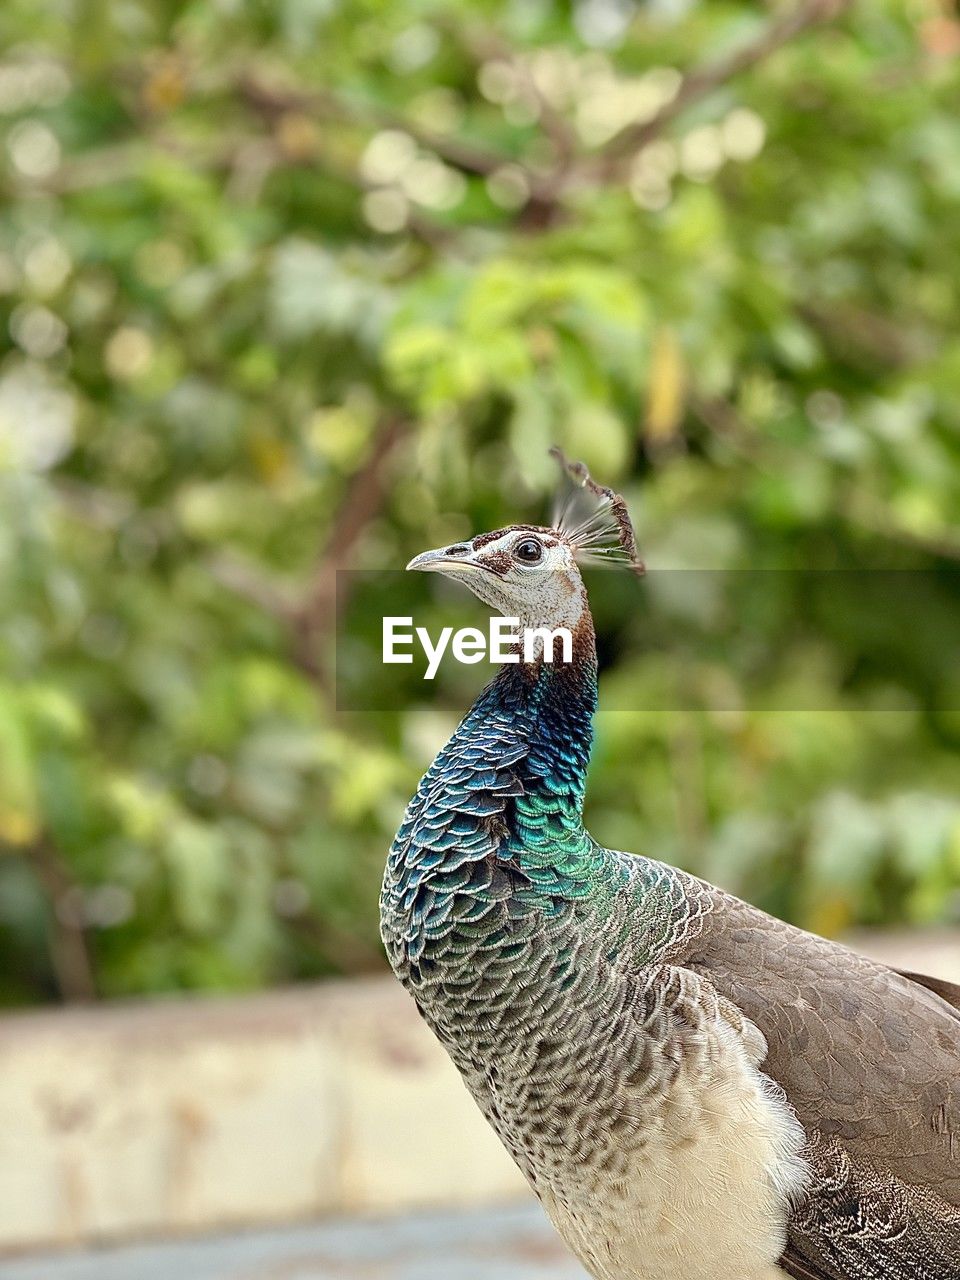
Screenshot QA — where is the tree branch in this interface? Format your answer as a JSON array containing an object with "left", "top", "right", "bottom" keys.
[
  {"left": 295, "top": 414, "right": 408, "bottom": 674},
  {"left": 584, "top": 0, "right": 853, "bottom": 183},
  {"left": 24, "top": 841, "right": 97, "bottom": 1003},
  {"left": 238, "top": 73, "right": 558, "bottom": 202},
  {"left": 203, "top": 550, "right": 302, "bottom": 621},
  {"left": 454, "top": 23, "right": 579, "bottom": 164}
]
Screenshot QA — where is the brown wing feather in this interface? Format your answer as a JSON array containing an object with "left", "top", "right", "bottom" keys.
[
  {"left": 893, "top": 967, "right": 960, "bottom": 1018},
  {"left": 677, "top": 880, "right": 960, "bottom": 1280},
  {"left": 779, "top": 1248, "right": 840, "bottom": 1280}
]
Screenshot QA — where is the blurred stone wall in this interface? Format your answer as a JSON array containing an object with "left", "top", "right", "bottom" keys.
[{"left": 0, "top": 979, "right": 525, "bottom": 1254}]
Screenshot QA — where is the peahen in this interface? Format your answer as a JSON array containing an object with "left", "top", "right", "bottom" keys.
[{"left": 379, "top": 452, "right": 960, "bottom": 1280}]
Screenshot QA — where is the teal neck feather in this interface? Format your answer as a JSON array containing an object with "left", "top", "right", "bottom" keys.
[
  {"left": 382, "top": 604, "right": 689, "bottom": 977},
  {"left": 493, "top": 613, "right": 603, "bottom": 897}
]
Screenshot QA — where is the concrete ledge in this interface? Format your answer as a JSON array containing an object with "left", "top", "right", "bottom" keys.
[
  {"left": 0, "top": 931, "right": 957, "bottom": 1255},
  {"left": 0, "top": 979, "right": 525, "bottom": 1255}
]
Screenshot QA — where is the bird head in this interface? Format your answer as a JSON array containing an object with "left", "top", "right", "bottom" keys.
[
  {"left": 406, "top": 524, "right": 585, "bottom": 631},
  {"left": 406, "top": 449, "right": 643, "bottom": 634}
]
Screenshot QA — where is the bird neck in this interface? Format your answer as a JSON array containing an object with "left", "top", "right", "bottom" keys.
[
  {"left": 493, "top": 608, "right": 597, "bottom": 807},
  {"left": 476, "top": 608, "right": 601, "bottom": 896}
]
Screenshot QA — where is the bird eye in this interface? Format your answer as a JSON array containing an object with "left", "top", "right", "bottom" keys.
[{"left": 514, "top": 538, "right": 543, "bottom": 564}]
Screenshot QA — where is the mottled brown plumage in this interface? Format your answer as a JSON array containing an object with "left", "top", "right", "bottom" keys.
[{"left": 681, "top": 887, "right": 960, "bottom": 1277}]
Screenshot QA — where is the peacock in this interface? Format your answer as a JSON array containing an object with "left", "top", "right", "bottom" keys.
[{"left": 379, "top": 451, "right": 960, "bottom": 1280}]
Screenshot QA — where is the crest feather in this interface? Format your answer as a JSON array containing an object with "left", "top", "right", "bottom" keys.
[{"left": 549, "top": 446, "right": 644, "bottom": 576}]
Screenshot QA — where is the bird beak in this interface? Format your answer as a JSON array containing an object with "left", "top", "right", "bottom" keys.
[{"left": 406, "top": 546, "right": 479, "bottom": 574}]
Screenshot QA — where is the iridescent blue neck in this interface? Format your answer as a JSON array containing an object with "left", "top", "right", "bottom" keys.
[
  {"left": 381, "top": 606, "right": 605, "bottom": 976},
  {"left": 476, "top": 612, "right": 597, "bottom": 807}
]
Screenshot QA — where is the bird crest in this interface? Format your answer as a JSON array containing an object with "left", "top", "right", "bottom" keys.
[{"left": 549, "top": 446, "right": 645, "bottom": 577}]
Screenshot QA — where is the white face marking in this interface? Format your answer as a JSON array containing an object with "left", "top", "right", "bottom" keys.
[{"left": 411, "top": 528, "right": 587, "bottom": 633}]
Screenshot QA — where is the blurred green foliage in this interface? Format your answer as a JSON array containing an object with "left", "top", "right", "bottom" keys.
[{"left": 0, "top": 0, "right": 959, "bottom": 1005}]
